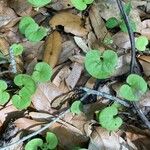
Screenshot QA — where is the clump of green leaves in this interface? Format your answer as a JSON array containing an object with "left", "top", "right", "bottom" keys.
[
  {"left": 27, "top": 0, "right": 52, "bottom": 8},
  {"left": 19, "top": 16, "right": 47, "bottom": 42},
  {"left": 106, "top": 2, "right": 136, "bottom": 32},
  {"left": 119, "top": 74, "right": 147, "bottom": 101},
  {"left": 71, "top": 0, "right": 94, "bottom": 11},
  {"left": 84, "top": 50, "right": 118, "bottom": 79},
  {"left": 70, "top": 100, "right": 83, "bottom": 115},
  {"left": 135, "top": 36, "right": 149, "bottom": 51},
  {"left": 98, "top": 105, "right": 123, "bottom": 131},
  {"left": 25, "top": 132, "right": 58, "bottom": 150},
  {"left": 10, "top": 43, "right": 24, "bottom": 56},
  {"left": 32, "top": 62, "right": 52, "bottom": 83},
  {"left": 0, "top": 80, "right": 10, "bottom": 105},
  {"left": 12, "top": 74, "right": 36, "bottom": 110}
]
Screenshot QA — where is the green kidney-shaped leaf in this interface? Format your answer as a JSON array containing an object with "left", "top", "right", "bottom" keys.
[
  {"left": 14, "top": 74, "right": 36, "bottom": 95},
  {"left": 19, "top": 16, "right": 35, "bottom": 34},
  {"left": 106, "top": 17, "right": 119, "bottom": 29},
  {"left": 71, "top": 0, "right": 87, "bottom": 11},
  {"left": 70, "top": 100, "right": 83, "bottom": 115},
  {"left": 46, "top": 132, "right": 58, "bottom": 149},
  {"left": 85, "top": 50, "right": 118, "bottom": 79},
  {"left": 25, "top": 138, "right": 43, "bottom": 150},
  {"left": 135, "top": 36, "right": 148, "bottom": 51},
  {"left": 119, "top": 74, "right": 147, "bottom": 101},
  {"left": 10, "top": 43, "right": 24, "bottom": 56},
  {"left": 99, "top": 106, "right": 123, "bottom": 131},
  {"left": 0, "top": 80, "right": 10, "bottom": 105},
  {"left": 27, "top": 0, "right": 51, "bottom": 8},
  {"left": 27, "top": 27, "right": 47, "bottom": 42},
  {"left": 32, "top": 62, "right": 52, "bottom": 83}
]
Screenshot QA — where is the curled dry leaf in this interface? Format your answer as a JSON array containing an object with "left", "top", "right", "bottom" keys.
[
  {"left": 32, "top": 82, "right": 63, "bottom": 113},
  {"left": 43, "top": 31, "right": 62, "bottom": 68},
  {"left": 89, "top": 4, "right": 110, "bottom": 40},
  {"left": 88, "top": 127, "right": 137, "bottom": 150},
  {"left": 0, "top": 37, "right": 9, "bottom": 55},
  {"left": 14, "top": 118, "right": 42, "bottom": 131},
  {"left": 0, "top": 2, "right": 18, "bottom": 28},
  {"left": 9, "top": 0, "right": 33, "bottom": 16},
  {"left": 49, "top": 12, "right": 88, "bottom": 36},
  {"left": 66, "top": 62, "right": 83, "bottom": 89}
]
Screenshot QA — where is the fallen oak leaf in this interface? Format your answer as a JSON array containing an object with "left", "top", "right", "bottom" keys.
[{"left": 49, "top": 12, "right": 88, "bottom": 37}]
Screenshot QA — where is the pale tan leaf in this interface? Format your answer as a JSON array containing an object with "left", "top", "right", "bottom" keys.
[
  {"left": 43, "top": 31, "right": 62, "bottom": 68},
  {"left": 49, "top": 12, "right": 88, "bottom": 36},
  {"left": 32, "top": 82, "right": 63, "bottom": 113}
]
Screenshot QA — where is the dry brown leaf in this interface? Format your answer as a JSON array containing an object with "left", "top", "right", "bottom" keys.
[
  {"left": 43, "top": 31, "right": 62, "bottom": 68},
  {"left": 139, "top": 60, "right": 150, "bottom": 76},
  {"left": 0, "top": 36, "right": 9, "bottom": 55},
  {"left": 89, "top": 4, "right": 110, "bottom": 40},
  {"left": 9, "top": 0, "right": 33, "bottom": 16},
  {"left": 32, "top": 82, "right": 63, "bottom": 113},
  {"left": 138, "top": 55, "right": 150, "bottom": 63},
  {"left": 0, "top": 2, "right": 17, "bottom": 28},
  {"left": 49, "top": 12, "right": 88, "bottom": 36},
  {"left": 14, "top": 118, "right": 42, "bottom": 131},
  {"left": 66, "top": 62, "right": 83, "bottom": 89},
  {"left": 140, "top": 20, "right": 150, "bottom": 40},
  {"left": 139, "top": 91, "right": 150, "bottom": 107},
  {"left": 88, "top": 127, "right": 137, "bottom": 150}
]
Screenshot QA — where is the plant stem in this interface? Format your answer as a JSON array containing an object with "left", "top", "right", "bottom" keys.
[{"left": 80, "top": 87, "right": 130, "bottom": 107}]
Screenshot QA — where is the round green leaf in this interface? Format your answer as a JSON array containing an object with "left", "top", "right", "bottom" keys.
[
  {"left": 106, "top": 17, "right": 119, "bottom": 29},
  {"left": 19, "top": 16, "right": 35, "bottom": 34},
  {"left": 27, "top": 0, "right": 51, "bottom": 8},
  {"left": 25, "top": 23, "right": 39, "bottom": 38},
  {"left": 32, "top": 62, "right": 52, "bottom": 82},
  {"left": 71, "top": 0, "right": 87, "bottom": 11},
  {"left": 135, "top": 36, "right": 148, "bottom": 51},
  {"left": 10, "top": 43, "right": 24, "bottom": 56},
  {"left": 46, "top": 132, "right": 58, "bottom": 149},
  {"left": 70, "top": 100, "right": 83, "bottom": 115},
  {"left": 27, "top": 26, "right": 47, "bottom": 42},
  {"left": 0, "top": 80, "right": 10, "bottom": 105},
  {"left": 85, "top": 50, "right": 118, "bottom": 79},
  {"left": 14, "top": 74, "right": 36, "bottom": 95},
  {"left": 99, "top": 106, "right": 123, "bottom": 131},
  {"left": 119, "top": 74, "right": 147, "bottom": 101},
  {"left": 119, "top": 20, "right": 136, "bottom": 32},
  {"left": 12, "top": 94, "right": 32, "bottom": 110},
  {"left": 25, "top": 138, "right": 43, "bottom": 150}
]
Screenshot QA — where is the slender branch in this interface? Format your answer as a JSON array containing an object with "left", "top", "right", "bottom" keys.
[
  {"left": 9, "top": 47, "right": 17, "bottom": 74},
  {"left": 0, "top": 110, "right": 69, "bottom": 150},
  {"left": 80, "top": 87, "right": 130, "bottom": 107}
]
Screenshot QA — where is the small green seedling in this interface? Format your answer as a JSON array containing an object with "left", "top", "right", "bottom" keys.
[
  {"left": 135, "top": 36, "right": 149, "bottom": 51},
  {"left": 19, "top": 16, "right": 47, "bottom": 42},
  {"left": 106, "top": 2, "right": 136, "bottom": 32},
  {"left": 25, "top": 132, "right": 58, "bottom": 150},
  {"left": 119, "top": 74, "right": 147, "bottom": 101},
  {"left": 98, "top": 105, "right": 123, "bottom": 131},
  {"left": 27, "top": 0, "right": 52, "bottom": 8},
  {"left": 85, "top": 50, "right": 118, "bottom": 79},
  {"left": 0, "top": 80, "right": 10, "bottom": 105},
  {"left": 10, "top": 43, "right": 24, "bottom": 56},
  {"left": 32, "top": 62, "right": 52, "bottom": 83},
  {"left": 70, "top": 100, "right": 83, "bottom": 115},
  {"left": 12, "top": 74, "right": 36, "bottom": 110},
  {"left": 71, "top": 0, "right": 94, "bottom": 11}
]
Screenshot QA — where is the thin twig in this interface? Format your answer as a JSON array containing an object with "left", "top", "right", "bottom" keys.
[
  {"left": 80, "top": 87, "right": 130, "bottom": 107},
  {"left": 0, "top": 110, "right": 69, "bottom": 150},
  {"left": 9, "top": 47, "right": 17, "bottom": 74}
]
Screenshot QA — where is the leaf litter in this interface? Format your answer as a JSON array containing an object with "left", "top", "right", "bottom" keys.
[{"left": 0, "top": 0, "right": 150, "bottom": 150}]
